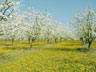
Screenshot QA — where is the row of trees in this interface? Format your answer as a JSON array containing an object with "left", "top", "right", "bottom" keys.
[
  {"left": 1, "top": 0, "right": 95, "bottom": 49},
  {"left": 0, "top": 0, "right": 74, "bottom": 49}
]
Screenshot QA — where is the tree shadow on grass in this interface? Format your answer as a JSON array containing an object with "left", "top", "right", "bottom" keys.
[
  {"left": 4, "top": 44, "right": 12, "bottom": 46},
  {"left": 46, "top": 47, "right": 89, "bottom": 52},
  {"left": 3, "top": 47, "right": 28, "bottom": 50},
  {"left": 62, "top": 44, "right": 82, "bottom": 46}
]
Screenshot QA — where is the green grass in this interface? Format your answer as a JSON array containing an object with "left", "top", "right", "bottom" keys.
[{"left": 0, "top": 40, "right": 96, "bottom": 72}]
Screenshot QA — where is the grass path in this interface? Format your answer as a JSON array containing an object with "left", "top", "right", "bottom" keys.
[{"left": 0, "top": 41, "right": 61, "bottom": 65}]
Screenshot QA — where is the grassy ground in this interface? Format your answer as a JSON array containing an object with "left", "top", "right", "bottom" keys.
[{"left": 0, "top": 40, "right": 96, "bottom": 72}]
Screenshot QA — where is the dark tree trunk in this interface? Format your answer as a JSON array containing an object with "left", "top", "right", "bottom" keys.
[
  {"left": 80, "top": 37, "right": 84, "bottom": 45},
  {"left": 47, "top": 39, "right": 49, "bottom": 43},
  {"left": 60, "top": 39, "right": 62, "bottom": 42},
  {"left": 55, "top": 39, "right": 57, "bottom": 43},
  {"left": 60, "top": 37, "right": 63, "bottom": 42},
  {"left": 88, "top": 39, "right": 93, "bottom": 49},
  {"left": 30, "top": 41, "right": 33, "bottom": 49},
  {"left": 12, "top": 39, "right": 14, "bottom": 46},
  {"left": 30, "top": 38, "right": 35, "bottom": 49},
  {"left": 28, "top": 38, "right": 30, "bottom": 44},
  {"left": 5, "top": 39, "right": 7, "bottom": 45}
]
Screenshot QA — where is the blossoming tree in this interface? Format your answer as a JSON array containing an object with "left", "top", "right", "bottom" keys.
[{"left": 72, "top": 7, "right": 96, "bottom": 49}]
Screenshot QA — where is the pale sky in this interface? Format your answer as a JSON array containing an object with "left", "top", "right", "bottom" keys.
[{"left": 21, "top": 0, "right": 96, "bottom": 28}]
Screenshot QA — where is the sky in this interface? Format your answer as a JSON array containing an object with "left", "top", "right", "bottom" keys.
[{"left": 21, "top": 0, "right": 96, "bottom": 28}]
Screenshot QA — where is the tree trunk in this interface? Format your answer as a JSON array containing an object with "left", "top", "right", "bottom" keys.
[
  {"left": 60, "top": 39, "right": 62, "bottom": 42},
  {"left": 30, "top": 41, "right": 33, "bottom": 49},
  {"left": 47, "top": 39, "right": 49, "bottom": 43},
  {"left": 5, "top": 39, "right": 7, "bottom": 45},
  {"left": 55, "top": 39, "right": 57, "bottom": 43},
  {"left": 88, "top": 39, "right": 93, "bottom": 49},
  {"left": 12, "top": 39, "right": 14, "bottom": 46},
  {"left": 30, "top": 39, "right": 35, "bottom": 49},
  {"left": 28, "top": 38, "right": 30, "bottom": 44}
]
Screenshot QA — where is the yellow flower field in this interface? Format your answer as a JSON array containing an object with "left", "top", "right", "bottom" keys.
[
  {"left": 0, "top": 40, "right": 96, "bottom": 72},
  {"left": 0, "top": 40, "right": 55, "bottom": 54}
]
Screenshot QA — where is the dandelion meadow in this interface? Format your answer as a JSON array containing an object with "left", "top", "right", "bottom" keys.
[{"left": 0, "top": 0, "right": 96, "bottom": 72}]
